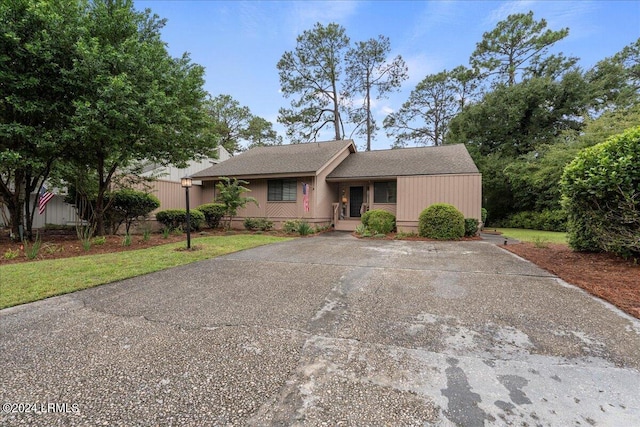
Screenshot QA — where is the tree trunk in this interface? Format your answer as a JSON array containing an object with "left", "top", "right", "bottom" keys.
[
  {"left": 366, "top": 71, "right": 372, "bottom": 151},
  {"left": 7, "top": 171, "right": 26, "bottom": 240},
  {"left": 332, "top": 78, "right": 342, "bottom": 140}
]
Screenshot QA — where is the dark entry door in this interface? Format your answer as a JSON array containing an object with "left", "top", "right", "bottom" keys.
[{"left": 349, "top": 187, "right": 364, "bottom": 218}]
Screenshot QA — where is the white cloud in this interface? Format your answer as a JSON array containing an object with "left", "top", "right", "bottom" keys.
[
  {"left": 403, "top": 53, "right": 445, "bottom": 85},
  {"left": 381, "top": 105, "right": 395, "bottom": 115}
]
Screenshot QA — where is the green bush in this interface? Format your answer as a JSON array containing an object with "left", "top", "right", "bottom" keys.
[
  {"left": 464, "top": 218, "right": 479, "bottom": 237},
  {"left": 282, "top": 219, "right": 302, "bottom": 233},
  {"left": 297, "top": 221, "right": 313, "bottom": 236},
  {"left": 561, "top": 126, "right": 640, "bottom": 258},
  {"left": 418, "top": 203, "right": 465, "bottom": 240},
  {"left": 104, "top": 189, "right": 160, "bottom": 234},
  {"left": 243, "top": 217, "right": 273, "bottom": 231},
  {"left": 481, "top": 208, "right": 488, "bottom": 225},
  {"left": 495, "top": 209, "right": 567, "bottom": 232},
  {"left": 361, "top": 209, "right": 396, "bottom": 234},
  {"left": 156, "top": 209, "right": 204, "bottom": 231},
  {"left": 197, "top": 203, "right": 226, "bottom": 229}
]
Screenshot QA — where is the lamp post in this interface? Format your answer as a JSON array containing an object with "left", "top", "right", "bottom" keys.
[{"left": 181, "top": 177, "right": 193, "bottom": 249}]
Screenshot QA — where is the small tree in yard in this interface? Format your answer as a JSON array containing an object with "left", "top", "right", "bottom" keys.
[{"left": 216, "top": 177, "right": 258, "bottom": 230}]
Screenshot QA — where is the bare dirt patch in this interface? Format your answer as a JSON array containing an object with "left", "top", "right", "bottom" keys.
[{"left": 504, "top": 243, "right": 640, "bottom": 319}]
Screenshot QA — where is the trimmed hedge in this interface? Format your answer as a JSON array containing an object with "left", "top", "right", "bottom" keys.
[
  {"left": 243, "top": 217, "right": 273, "bottom": 231},
  {"left": 197, "top": 203, "right": 226, "bottom": 229},
  {"left": 464, "top": 218, "right": 479, "bottom": 237},
  {"left": 104, "top": 189, "right": 160, "bottom": 234},
  {"left": 493, "top": 209, "right": 567, "bottom": 232},
  {"left": 361, "top": 209, "right": 396, "bottom": 234},
  {"left": 156, "top": 209, "right": 204, "bottom": 231},
  {"left": 418, "top": 203, "right": 465, "bottom": 240},
  {"left": 561, "top": 126, "right": 640, "bottom": 257}
]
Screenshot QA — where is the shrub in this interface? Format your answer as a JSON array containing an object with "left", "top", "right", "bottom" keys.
[
  {"left": 481, "top": 208, "right": 488, "bottom": 226},
  {"left": 282, "top": 219, "right": 303, "bottom": 234},
  {"left": 464, "top": 218, "right": 479, "bottom": 237},
  {"left": 104, "top": 189, "right": 160, "bottom": 235},
  {"left": 197, "top": 203, "right": 226, "bottom": 229},
  {"left": 354, "top": 224, "right": 368, "bottom": 235},
  {"left": 361, "top": 209, "right": 395, "bottom": 234},
  {"left": 297, "top": 221, "right": 313, "bottom": 236},
  {"left": 243, "top": 217, "right": 273, "bottom": 231},
  {"left": 495, "top": 209, "right": 567, "bottom": 232},
  {"left": 418, "top": 203, "right": 465, "bottom": 240},
  {"left": 561, "top": 126, "right": 640, "bottom": 258},
  {"left": 156, "top": 209, "right": 204, "bottom": 231}
]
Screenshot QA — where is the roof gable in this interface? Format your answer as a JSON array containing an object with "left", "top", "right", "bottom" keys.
[
  {"left": 326, "top": 144, "right": 479, "bottom": 179},
  {"left": 191, "top": 139, "right": 356, "bottom": 179}
]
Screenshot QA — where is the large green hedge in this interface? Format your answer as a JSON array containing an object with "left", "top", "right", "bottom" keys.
[
  {"left": 197, "top": 203, "right": 226, "bottom": 228},
  {"left": 104, "top": 189, "right": 160, "bottom": 234},
  {"left": 418, "top": 203, "right": 465, "bottom": 240},
  {"left": 156, "top": 209, "right": 204, "bottom": 231},
  {"left": 361, "top": 209, "right": 396, "bottom": 234},
  {"left": 493, "top": 209, "right": 567, "bottom": 232},
  {"left": 561, "top": 126, "right": 640, "bottom": 258}
]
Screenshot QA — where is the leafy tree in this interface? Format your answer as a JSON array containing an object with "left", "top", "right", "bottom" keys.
[
  {"left": 470, "top": 11, "right": 570, "bottom": 86},
  {"left": 385, "top": 67, "right": 479, "bottom": 147},
  {"left": 448, "top": 71, "right": 589, "bottom": 156},
  {"left": 0, "top": 0, "right": 81, "bottom": 240},
  {"left": 504, "top": 103, "right": 640, "bottom": 214},
  {"left": 206, "top": 94, "right": 282, "bottom": 152},
  {"left": 67, "top": 0, "right": 215, "bottom": 236},
  {"left": 277, "top": 22, "right": 350, "bottom": 142},
  {"left": 215, "top": 177, "right": 258, "bottom": 229},
  {"left": 586, "top": 38, "right": 640, "bottom": 111},
  {"left": 344, "top": 35, "right": 408, "bottom": 151},
  {"left": 244, "top": 116, "right": 283, "bottom": 149},
  {"left": 207, "top": 94, "right": 252, "bottom": 153}
]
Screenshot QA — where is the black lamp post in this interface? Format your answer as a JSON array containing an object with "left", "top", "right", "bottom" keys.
[{"left": 181, "top": 177, "right": 193, "bottom": 249}]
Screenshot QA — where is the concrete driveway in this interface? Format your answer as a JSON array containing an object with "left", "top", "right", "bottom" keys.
[{"left": 1, "top": 233, "right": 639, "bottom": 426}]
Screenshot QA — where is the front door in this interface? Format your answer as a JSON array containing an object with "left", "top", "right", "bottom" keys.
[{"left": 349, "top": 186, "right": 364, "bottom": 218}]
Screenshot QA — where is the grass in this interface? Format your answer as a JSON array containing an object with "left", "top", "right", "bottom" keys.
[
  {"left": 492, "top": 228, "right": 567, "bottom": 245},
  {"left": 0, "top": 235, "right": 291, "bottom": 309}
]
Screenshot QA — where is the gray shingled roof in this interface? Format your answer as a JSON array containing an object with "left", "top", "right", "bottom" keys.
[
  {"left": 326, "top": 144, "right": 479, "bottom": 179},
  {"left": 191, "top": 139, "right": 355, "bottom": 178}
]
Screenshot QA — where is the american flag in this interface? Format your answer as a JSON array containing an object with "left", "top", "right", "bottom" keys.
[
  {"left": 302, "top": 182, "right": 310, "bottom": 212},
  {"left": 38, "top": 185, "right": 54, "bottom": 215}
]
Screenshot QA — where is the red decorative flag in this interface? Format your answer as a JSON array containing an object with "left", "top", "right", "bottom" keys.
[{"left": 38, "top": 185, "right": 54, "bottom": 215}]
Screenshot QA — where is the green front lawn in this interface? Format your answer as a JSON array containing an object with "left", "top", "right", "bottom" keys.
[
  {"left": 492, "top": 228, "right": 567, "bottom": 245},
  {"left": 0, "top": 235, "right": 291, "bottom": 309}
]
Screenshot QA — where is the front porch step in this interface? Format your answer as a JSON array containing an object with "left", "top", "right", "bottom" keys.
[{"left": 334, "top": 219, "right": 361, "bottom": 231}]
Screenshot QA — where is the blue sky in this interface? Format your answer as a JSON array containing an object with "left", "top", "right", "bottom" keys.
[{"left": 136, "top": 0, "right": 640, "bottom": 151}]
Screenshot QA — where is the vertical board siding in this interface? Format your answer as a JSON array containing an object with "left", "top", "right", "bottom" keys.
[
  {"left": 397, "top": 174, "right": 482, "bottom": 222},
  {"left": 371, "top": 204, "right": 397, "bottom": 215},
  {"left": 237, "top": 179, "right": 267, "bottom": 217}
]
